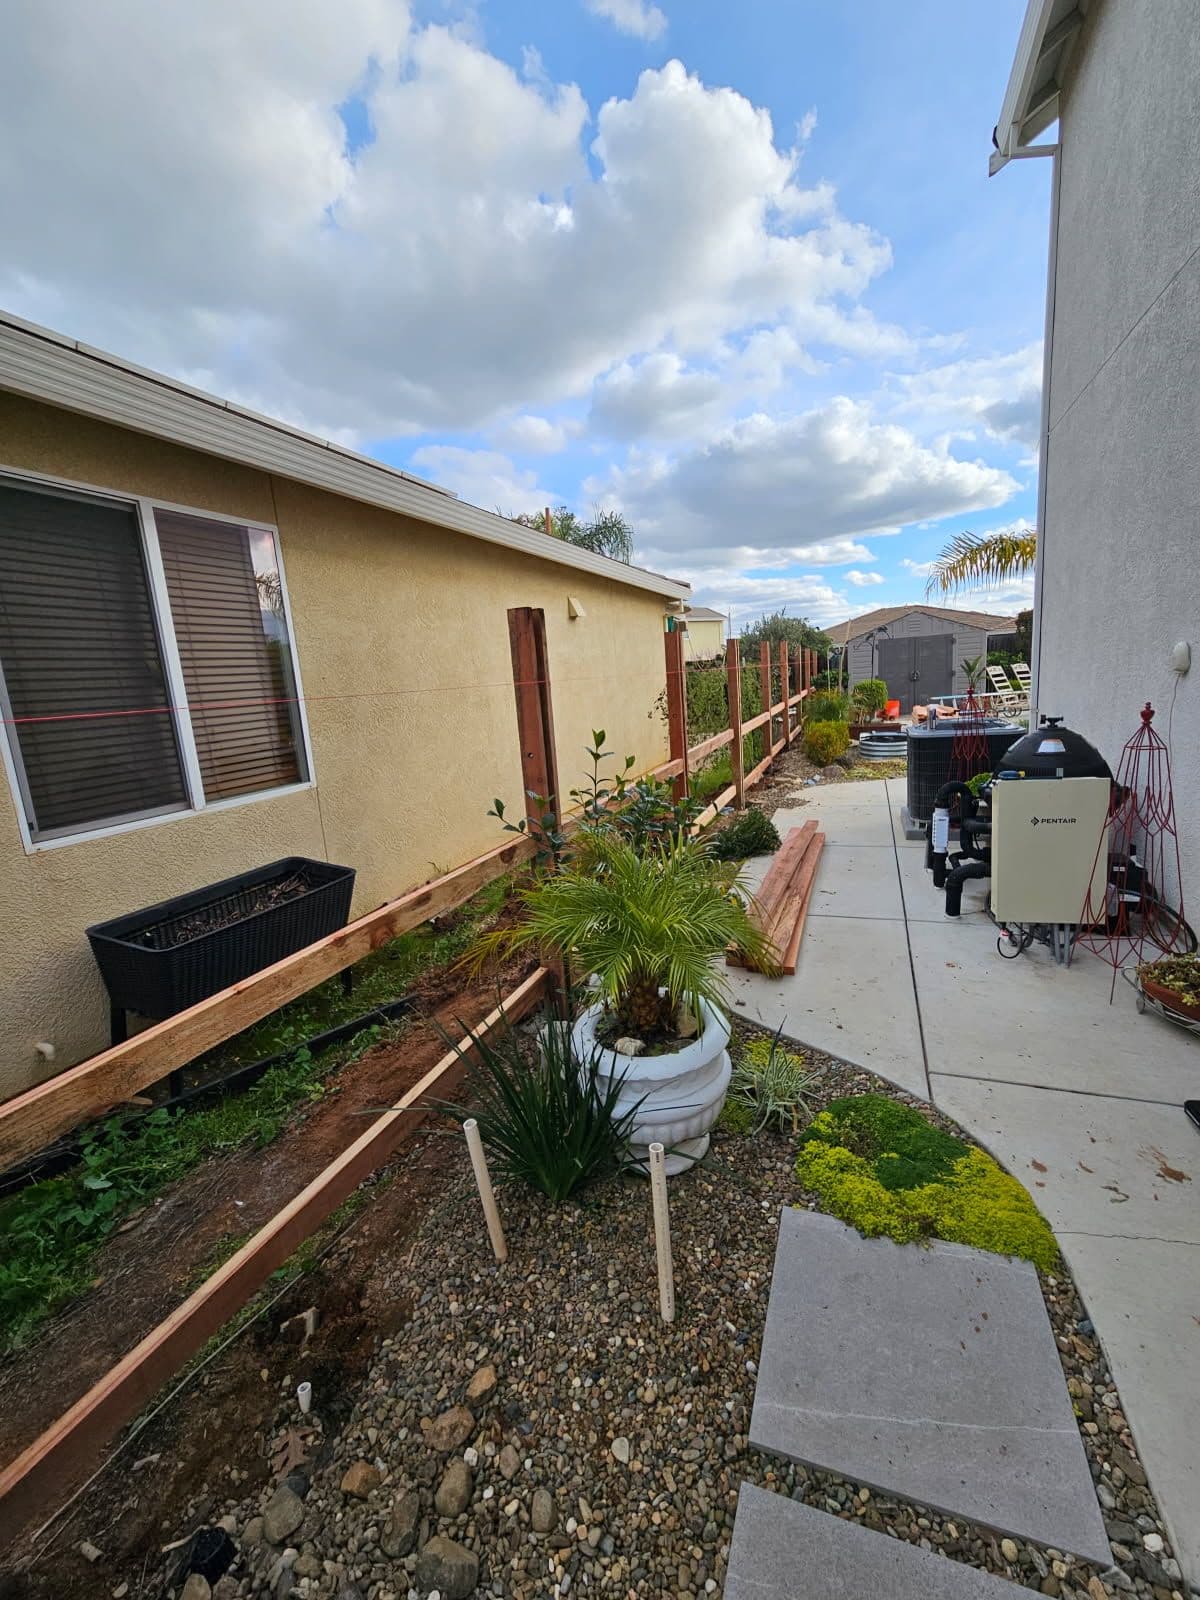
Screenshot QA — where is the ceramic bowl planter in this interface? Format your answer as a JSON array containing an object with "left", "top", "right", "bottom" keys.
[{"left": 572, "top": 997, "right": 732, "bottom": 1176}]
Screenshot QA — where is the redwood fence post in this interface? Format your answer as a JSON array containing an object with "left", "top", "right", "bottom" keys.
[
  {"left": 664, "top": 627, "right": 689, "bottom": 801},
  {"left": 779, "top": 641, "right": 791, "bottom": 747},
  {"left": 759, "top": 641, "right": 772, "bottom": 758},
  {"left": 726, "top": 638, "right": 745, "bottom": 810}
]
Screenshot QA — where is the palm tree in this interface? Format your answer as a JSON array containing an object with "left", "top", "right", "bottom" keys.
[
  {"left": 517, "top": 505, "right": 635, "bottom": 564},
  {"left": 925, "top": 526, "right": 1037, "bottom": 596}
]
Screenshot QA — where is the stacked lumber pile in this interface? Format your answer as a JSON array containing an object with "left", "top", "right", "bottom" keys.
[{"left": 727, "top": 819, "right": 825, "bottom": 976}]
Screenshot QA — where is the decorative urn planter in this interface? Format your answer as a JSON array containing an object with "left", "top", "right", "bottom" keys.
[{"left": 572, "top": 997, "right": 732, "bottom": 1176}]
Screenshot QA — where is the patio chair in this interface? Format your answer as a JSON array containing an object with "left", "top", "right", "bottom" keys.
[
  {"left": 986, "top": 665, "right": 1023, "bottom": 711},
  {"left": 1011, "top": 661, "right": 1033, "bottom": 698}
]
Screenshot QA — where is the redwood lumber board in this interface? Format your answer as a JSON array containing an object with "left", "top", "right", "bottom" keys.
[
  {"left": 760, "top": 830, "right": 823, "bottom": 956},
  {"left": 742, "top": 708, "right": 772, "bottom": 734},
  {"left": 0, "top": 968, "right": 550, "bottom": 1543},
  {"left": 744, "top": 751, "right": 773, "bottom": 789},
  {"left": 779, "top": 833, "right": 826, "bottom": 974},
  {"left": 650, "top": 756, "right": 685, "bottom": 781},
  {"left": 726, "top": 824, "right": 817, "bottom": 968},
  {"left": 691, "top": 785, "right": 736, "bottom": 834},
  {"left": 766, "top": 831, "right": 824, "bottom": 971},
  {"left": 687, "top": 728, "right": 734, "bottom": 764},
  {"left": 0, "top": 834, "right": 537, "bottom": 1172}
]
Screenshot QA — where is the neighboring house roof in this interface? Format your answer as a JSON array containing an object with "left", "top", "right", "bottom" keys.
[
  {"left": 682, "top": 606, "right": 727, "bottom": 623},
  {"left": 0, "top": 312, "right": 691, "bottom": 603},
  {"left": 833, "top": 605, "right": 1018, "bottom": 646},
  {"left": 990, "top": 0, "right": 1088, "bottom": 173}
]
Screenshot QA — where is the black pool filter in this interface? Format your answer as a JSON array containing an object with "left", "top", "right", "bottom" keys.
[
  {"left": 993, "top": 716, "right": 1113, "bottom": 781},
  {"left": 906, "top": 719, "right": 1024, "bottom": 823}
]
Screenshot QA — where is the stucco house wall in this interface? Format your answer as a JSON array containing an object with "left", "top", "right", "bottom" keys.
[
  {"left": 1034, "top": 0, "right": 1200, "bottom": 906},
  {"left": 0, "top": 392, "right": 674, "bottom": 1096}
]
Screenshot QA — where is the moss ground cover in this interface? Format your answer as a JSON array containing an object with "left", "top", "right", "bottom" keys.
[{"left": 795, "top": 1094, "right": 1058, "bottom": 1270}]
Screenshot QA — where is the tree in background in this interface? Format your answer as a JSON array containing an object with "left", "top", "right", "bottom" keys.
[
  {"left": 925, "top": 525, "right": 1037, "bottom": 595},
  {"left": 517, "top": 505, "right": 635, "bottom": 564},
  {"left": 1014, "top": 608, "right": 1033, "bottom": 663},
  {"left": 737, "top": 610, "right": 832, "bottom": 662}
]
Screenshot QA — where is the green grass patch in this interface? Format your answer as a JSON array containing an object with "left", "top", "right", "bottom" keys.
[
  {"left": 0, "top": 875, "right": 511, "bottom": 1354},
  {"left": 795, "top": 1095, "right": 1059, "bottom": 1270}
]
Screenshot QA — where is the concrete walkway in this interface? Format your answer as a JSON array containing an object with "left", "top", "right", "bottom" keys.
[{"left": 727, "top": 778, "right": 1200, "bottom": 1586}]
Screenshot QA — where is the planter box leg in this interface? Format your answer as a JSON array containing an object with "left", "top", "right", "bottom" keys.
[{"left": 109, "top": 1005, "right": 127, "bottom": 1049}]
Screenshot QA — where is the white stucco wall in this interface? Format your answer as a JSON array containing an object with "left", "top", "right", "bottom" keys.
[{"left": 1035, "top": 0, "right": 1200, "bottom": 908}]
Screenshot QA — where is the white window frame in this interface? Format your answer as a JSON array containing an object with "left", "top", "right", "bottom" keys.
[{"left": 0, "top": 462, "right": 316, "bottom": 853}]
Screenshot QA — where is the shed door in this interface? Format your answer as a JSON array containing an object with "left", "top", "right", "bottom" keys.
[{"left": 877, "top": 634, "right": 954, "bottom": 714}]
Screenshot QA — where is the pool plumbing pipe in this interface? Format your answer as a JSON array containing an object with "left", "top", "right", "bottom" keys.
[
  {"left": 926, "top": 781, "right": 976, "bottom": 889},
  {"left": 926, "top": 779, "right": 992, "bottom": 916}
]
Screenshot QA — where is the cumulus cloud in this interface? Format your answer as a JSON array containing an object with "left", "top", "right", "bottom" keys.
[
  {"left": 408, "top": 445, "right": 551, "bottom": 515},
  {"left": 683, "top": 572, "right": 853, "bottom": 627},
  {"left": 595, "top": 397, "right": 1018, "bottom": 565},
  {"left": 895, "top": 344, "right": 1043, "bottom": 449},
  {"left": 490, "top": 414, "right": 577, "bottom": 454},
  {"left": 589, "top": 354, "right": 724, "bottom": 439},
  {"left": 0, "top": 8, "right": 897, "bottom": 438},
  {"left": 584, "top": 0, "right": 667, "bottom": 40},
  {"left": 900, "top": 556, "right": 936, "bottom": 577},
  {"left": 846, "top": 569, "right": 885, "bottom": 587}
]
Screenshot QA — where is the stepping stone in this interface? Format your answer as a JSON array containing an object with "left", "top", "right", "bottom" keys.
[
  {"left": 749, "top": 1208, "right": 1109, "bottom": 1565},
  {"left": 725, "top": 1483, "right": 1025, "bottom": 1599}
]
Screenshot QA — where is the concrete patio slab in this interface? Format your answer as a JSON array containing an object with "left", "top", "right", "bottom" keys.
[
  {"left": 725, "top": 1483, "right": 1024, "bottom": 1600},
  {"left": 911, "top": 922, "right": 1200, "bottom": 1104},
  {"left": 806, "top": 843, "right": 905, "bottom": 920},
  {"left": 773, "top": 799, "right": 896, "bottom": 848},
  {"left": 749, "top": 1209, "right": 1110, "bottom": 1565},
  {"left": 895, "top": 844, "right": 990, "bottom": 919},
  {"left": 755, "top": 773, "right": 1200, "bottom": 1581},
  {"left": 1053, "top": 1233, "right": 1200, "bottom": 1585},
  {"left": 727, "top": 913, "right": 927, "bottom": 1096},
  {"left": 928, "top": 1074, "right": 1200, "bottom": 1243}
]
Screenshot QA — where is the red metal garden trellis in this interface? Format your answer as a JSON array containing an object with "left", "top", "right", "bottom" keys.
[
  {"left": 1074, "top": 702, "right": 1192, "bottom": 983},
  {"left": 947, "top": 681, "right": 991, "bottom": 783}
]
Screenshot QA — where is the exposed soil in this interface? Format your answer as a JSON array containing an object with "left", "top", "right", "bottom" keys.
[
  {"left": 139, "top": 867, "right": 326, "bottom": 949},
  {"left": 0, "top": 937, "right": 537, "bottom": 1571}
]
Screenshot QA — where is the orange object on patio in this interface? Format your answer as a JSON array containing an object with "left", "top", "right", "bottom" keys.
[{"left": 884, "top": 698, "right": 901, "bottom": 719}]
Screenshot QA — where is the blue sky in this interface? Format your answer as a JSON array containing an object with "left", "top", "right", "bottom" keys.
[{"left": 1, "top": 0, "right": 1049, "bottom": 630}]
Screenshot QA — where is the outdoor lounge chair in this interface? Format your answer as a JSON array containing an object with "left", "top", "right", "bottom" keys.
[
  {"left": 986, "top": 665, "right": 1023, "bottom": 710},
  {"left": 1011, "top": 661, "right": 1033, "bottom": 699}
]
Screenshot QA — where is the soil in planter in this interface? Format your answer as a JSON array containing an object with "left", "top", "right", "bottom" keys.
[
  {"left": 593, "top": 1004, "right": 695, "bottom": 1056},
  {"left": 139, "top": 867, "right": 322, "bottom": 949}
]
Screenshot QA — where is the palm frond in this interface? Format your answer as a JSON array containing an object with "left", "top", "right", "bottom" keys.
[{"left": 925, "top": 528, "right": 1037, "bottom": 596}]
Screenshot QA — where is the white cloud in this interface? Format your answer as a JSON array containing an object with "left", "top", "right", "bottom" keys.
[
  {"left": 490, "top": 414, "right": 576, "bottom": 454},
  {"left": 584, "top": 0, "right": 667, "bottom": 40},
  {"left": 685, "top": 573, "right": 852, "bottom": 627},
  {"left": 846, "top": 569, "right": 885, "bottom": 587},
  {"left": 900, "top": 556, "right": 936, "bottom": 577},
  {"left": 590, "top": 354, "right": 723, "bottom": 439},
  {"left": 0, "top": 14, "right": 898, "bottom": 438},
  {"left": 895, "top": 344, "right": 1043, "bottom": 449},
  {"left": 408, "top": 444, "right": 551, "bottom": 515},
  {"left": 595, "top": 397, "right": 1018, "bottom": 564}
]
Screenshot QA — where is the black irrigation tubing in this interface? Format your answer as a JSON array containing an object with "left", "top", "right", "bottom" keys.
[{"left": 0, "top": 995, "right": 417, "bottom": 1200}]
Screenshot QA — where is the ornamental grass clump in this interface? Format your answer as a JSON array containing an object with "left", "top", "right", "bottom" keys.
[
  {"left": 438, "top": 1015, "right": 640, "bottom": 1203},
  {"left": 727, "top": 1032, "right": 823, "bottom": 1134},
  {"left": 468, "top": 831, "right": 774, "bottom": 1040},
  {"left": 795, "top": 1094, "right": 1058, "bottom": 1270}
]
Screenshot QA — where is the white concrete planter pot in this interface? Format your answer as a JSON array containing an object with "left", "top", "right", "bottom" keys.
[{"left": 571, "top": 998, "right": 732, "bottom": 1176}]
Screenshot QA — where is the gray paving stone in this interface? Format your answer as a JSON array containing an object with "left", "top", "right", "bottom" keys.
[
  {"left": 749, "top": 1208, "right": 1109, "bottom": 1566},
  {"left": 725, "top": 1483, "right": 1025, "bottom": 1600}
]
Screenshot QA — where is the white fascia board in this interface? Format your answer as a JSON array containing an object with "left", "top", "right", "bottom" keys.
[
  {"left": 991, "top": 0, "right": 1063, "bottom": 169},
  {"left": 0, "top": 313, "right": 691, "bottom": 603}
]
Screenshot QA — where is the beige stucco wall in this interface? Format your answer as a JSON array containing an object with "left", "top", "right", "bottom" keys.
[
  {"left": 682, "top": 618, "right": 725, "bottom": 661},
  {"left": 0, "top": 393, "right": 673, "bottom": 1097}
]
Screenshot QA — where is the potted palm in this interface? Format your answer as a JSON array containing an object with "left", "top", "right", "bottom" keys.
[{"left": 471, "top": 832, "right": 773, "bottom": 1174}]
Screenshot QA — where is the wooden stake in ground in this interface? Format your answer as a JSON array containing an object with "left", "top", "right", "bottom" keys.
[
  {"left": 464, "top": 1118, "right": 507, "bottom": 1263},
  {"left": 648, "top": 1142, "right": 675, "bottom": 1324}
]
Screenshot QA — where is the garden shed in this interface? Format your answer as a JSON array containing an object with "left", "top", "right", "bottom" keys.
[
  {"left": 0, "top": 312, "right": 690, "bottom": 1092},
  {"left": 833, "top": 604, "right": 1017, "bottom": 714}
]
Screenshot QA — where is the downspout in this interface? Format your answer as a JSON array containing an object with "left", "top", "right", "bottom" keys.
[{"left": 1031, "top": 141, "right": 1063, "bottom": 723}]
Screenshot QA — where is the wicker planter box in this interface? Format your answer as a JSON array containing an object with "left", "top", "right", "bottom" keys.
[{"left": 87, "top": 856, "right": 356, "bottom": 1021}]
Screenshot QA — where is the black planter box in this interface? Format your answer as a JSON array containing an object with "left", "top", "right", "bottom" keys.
[{"left": 87, "top": 857, "right": 356, "bottom": 1020}]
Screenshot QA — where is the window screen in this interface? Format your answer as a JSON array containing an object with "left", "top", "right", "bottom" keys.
[
  {"left": 156, "top": 511, "right": 307, "bottom": 802},
  {"left": 0, "top": 481, "right": 187, "bottom": 838}
]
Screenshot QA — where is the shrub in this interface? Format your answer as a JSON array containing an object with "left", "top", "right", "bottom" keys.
[
  {"left": 708, "top": 809, "right": 781, "bottom": 861},
  {"left": 718, "top": 1097, "right": 756, "bottom": 1136},
  {"left": 440, "top": 1016, "right": 640, "bottom": 1203},
  {"left": 795, "top": 1095, "right": 1058, "bottom": 1269},
  {"left": 804, "top": 720, "right": 850, "bottom": 765},
  {"left": 727, "top": 1032, "right": 822, "bottom": 1134},
  {"left": 806, "top": 691, "right": 850, "bottom": 723},
  {"left": 850, "top": 678, "right": 888, "bottom": 717}
]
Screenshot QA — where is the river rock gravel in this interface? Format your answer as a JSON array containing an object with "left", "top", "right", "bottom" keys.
[{"left": 148, "top": 1030, "right": 1180, "bottom": 1600}]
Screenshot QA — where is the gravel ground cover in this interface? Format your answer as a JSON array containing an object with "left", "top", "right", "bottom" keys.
[{"left": 119, "top": 1030, "right": 1182, "bottom": 1600}]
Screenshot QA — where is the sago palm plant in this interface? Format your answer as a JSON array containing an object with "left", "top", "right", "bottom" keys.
[{"left": 470, "top": 832, "right": 774, "bottom": 1037}]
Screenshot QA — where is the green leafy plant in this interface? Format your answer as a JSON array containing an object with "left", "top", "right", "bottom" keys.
[
  {"left": 966, "top": 770, "right": 992, "bottom": 797},
  {"left": 439, "top": 1014, "right": 641, "bottom": 1202},
  {"left": 737, "top": 610, "right": 832, "bottom": 662},
  {"left": 690, "top": 750, "right": 733, "bottom": 803},
  {"left": 804, "top": 720, "right": 850, "bottom": 765},
  {"left": 708, "top": 809, "right": 781, "bottom": 861},
  {"left": 795, "top": 1095, "right": 1058, "bottom": 1269},
  {"left": 850, "top": 678, "right": 888, "bottom": 717},
  {"left": 960, "top": 655, "right": 985, "bottom": 693},
  {"left": 1137, "top": 952, "right": 1200, "bottom": 1007},
  {"left": 469, "top": 831, "right": 774, "bottom": 1038},
  {"left": 805, "top": 691, "right": 850, "bottom": 723},
  {"left": 727, "top": 1032, "right": 823, "bottom": 1134}
]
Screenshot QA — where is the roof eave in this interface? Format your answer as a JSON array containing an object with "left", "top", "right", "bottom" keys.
[
  {"left": 0, "top": 312, "right": 691, "bottom": 603},
  {"left": 990, "top": 0, "right": 1083, "bottom": 173}
]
